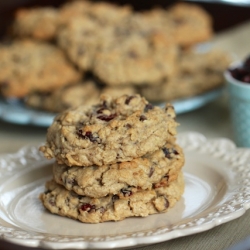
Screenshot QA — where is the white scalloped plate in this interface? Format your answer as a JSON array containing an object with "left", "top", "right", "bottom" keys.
[
  {"left": 0, "top": 88, "right": 223, "bottom": 127},
  {"left": 0, "top": 132, "right": 250, "bottom": 249}
]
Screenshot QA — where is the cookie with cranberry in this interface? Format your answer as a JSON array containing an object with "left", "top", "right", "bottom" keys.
[
  {"left": 25, "top": 80, "right": 100, "bottom": 113},
  {"left": 40, "top": 94, "right": 178, "bottom": 167},
  {"left": 0, "top": 40, "right": 81, "bottom": 98},
  {"left": 11, "top": 7, "right": 59, "bottom": 40},
  {"left": 53, "top": 142, "right": 184, "bottom": 198},
  {"left": 40, "top": 172, "right": 184, "bottom": 223}
]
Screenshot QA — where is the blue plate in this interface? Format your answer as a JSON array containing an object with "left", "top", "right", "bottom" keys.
[{"left": 0, "top": 88, "right": 224, "bottom": 127}]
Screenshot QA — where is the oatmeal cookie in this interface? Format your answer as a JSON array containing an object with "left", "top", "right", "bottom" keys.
[
  {"left": 25, "top": 80, "right": 100, "bottom": 112},
  {"left": 53, "top": 142, "right": 184, "bottom": 197},
  {"left": 0, "top": 40, "right": 81, "bottom": 98},
  {"left": 140, "top": 50, "right": 231, "bottom": 102},
  {"left": 57, "top": 16, "right": 114, "bottom": 71},
  {"left": 168, "top": 2, "right": 213, "bottom": 48},
  {"left": 11, "top": 7, "right": 59, "bottom": 40},
  {"left": 40, "top": 94, "right": 178, "bottom": 167},
  {"left": 93, "top": 31, "right": 178, "bottom": 86},
  {"left": 40, "top": 172, "right": 184, "bottom": 223}
]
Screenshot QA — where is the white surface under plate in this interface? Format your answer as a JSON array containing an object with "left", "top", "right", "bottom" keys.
[
  {"left": 1, "top": 132, "right": 250, "bottom": 249},
  {"left": 0, "top": 88, "right": 224, "bottom": 127}
]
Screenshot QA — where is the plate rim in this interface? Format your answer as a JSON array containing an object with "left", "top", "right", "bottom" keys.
[
  {"left": 0, "top": 132, "right": 250, "bottom": 249},
  {"left": 0, "top": 88, "right": 224, "bottom": 127}
]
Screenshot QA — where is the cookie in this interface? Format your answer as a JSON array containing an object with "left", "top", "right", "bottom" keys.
[
  {"left": 53, "top": 142, "right": 184, "bottom": 198},
  {"left": 40, "top": 172, "right": 184, "bottom": 223},
  {"left": 57, "top": 16, "right": 114, "bottom": 71},
  {"left": 168, "top": 2, "right": 213, "bottom": 48},
  {"left": 0, "top": 40, "right": 81, "bottom": 98},
  {"left": 40, "top": 94, "right": 178, "bottom": 167},
  {"left": 11, "top": 7, "right": 59, "bottom": 40},
  {"left": 140, "top": 49, "right": 231, "bottom": 102},
  {"left": 93, "top": 18, "right": 178, "bottom": 85},
  {"left": 25, "top": 80, "right": 100, "bottom": 112}
]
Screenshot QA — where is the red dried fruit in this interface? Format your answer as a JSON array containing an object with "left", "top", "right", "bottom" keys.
[
  {"left": 80, "top": 203, "right": 96, "bottom": 212},
  {"left": 139, "top": 115, "right": 147, "bottom": 121},
  {"left": 97, "top": 113, "right": 116, "bottom": 121},
  {"left": 125, "top": 95, "right": 135, "bottom": 105},
  {"left": 77, "top": 130, "right": 99, "bottom": 142},
  {"left": 144, "top": 103, "right": 154, "bottom": 112}
]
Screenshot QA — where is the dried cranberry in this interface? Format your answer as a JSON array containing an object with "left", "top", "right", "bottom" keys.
[
  {"left": 144, "top": 103, "right": 154, "bottom": 112},
  {"left": 77, "top": 130, "right": 99, "bottom": 142},
  {"left": 96, "top": 101, "right": 108, "bottom": 113},
  {"left": 80, "top": 203, "right": 96, "bottom": 212},
  {"left": 125, "top": 96, "right": 134, "bottom": 105},
  {"left": 162, "top": 147, "right": 178, "bottom": 159},
  {"left": 139, "top": 115, "right": 147, "bottom": 121},
  {"left": 153, "top": 175, "right": 169, "bottom": 188},
  {"left": 97, "top": 113, "right": 116, "bottom": 121},
  {"left": 162, "top": 148, "right": 171, "bottom": 159}
]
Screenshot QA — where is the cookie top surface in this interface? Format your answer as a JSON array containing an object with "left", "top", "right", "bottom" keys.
[
  {"left": 0, "top": 40, "right": 81, "bottom": 98},
  {"left": 40, "top": 94, "right": 178, "bottom": 167},
  {"left": 53, "top": 142, "right": 184, "bottom": 197}
]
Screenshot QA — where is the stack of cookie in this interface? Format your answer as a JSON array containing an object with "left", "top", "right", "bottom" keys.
[
  {"left": 0, "top": 0, "right": 231, "bottom": 114},
  {"left": 39, "top": 94, "right": 185, "bottom": 223}
]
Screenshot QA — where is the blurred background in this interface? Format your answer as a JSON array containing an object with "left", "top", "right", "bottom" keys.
[{"left": 0, "top": 0, "right": 250, "bottom": 37}]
